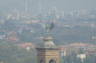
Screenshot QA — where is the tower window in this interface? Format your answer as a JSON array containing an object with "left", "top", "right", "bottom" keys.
[
  {"left": 49, "top": 59, "right": 56, "bottom": 63},
  {"left": 40, "top": 60, "right": 44, "bottom": 63}
]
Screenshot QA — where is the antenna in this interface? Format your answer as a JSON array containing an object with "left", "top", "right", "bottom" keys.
[
  {"left": 38, "top": 0, "right": 44, "bottom": 14},
  {"left": 24, "top": 0, "right": 28, "bottom": 13}
]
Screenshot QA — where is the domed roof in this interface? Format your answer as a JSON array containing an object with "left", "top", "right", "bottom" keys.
[
  {"left": 43, "top": 36, "right": 53, "bottom": 41},
  {"left": 37, "top": 36, "right": 56, "bottom": 48}
]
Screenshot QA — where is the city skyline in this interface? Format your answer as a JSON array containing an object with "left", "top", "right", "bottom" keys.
[{"left": 0, "top": 0, "right": 96, "bottom": 15}]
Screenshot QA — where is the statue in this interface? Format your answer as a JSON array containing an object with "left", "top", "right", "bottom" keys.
[
  {"left": 42, "top": 22, "right": 55, "bottom": 35},
  {"left": 45, "top": 22, "right": 54, "bottom": 32}
]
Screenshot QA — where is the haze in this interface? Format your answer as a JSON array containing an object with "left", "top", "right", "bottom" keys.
[{"left": 0, "top": 0, "right": 96, "bottom": 14}]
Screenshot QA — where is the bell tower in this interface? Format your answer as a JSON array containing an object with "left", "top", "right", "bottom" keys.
[
  {"left": 36, "top": 36, "right": 60, "bottom": 63},
  {"left": 36, "top": 22, "right": 60, "bottom": 63}
]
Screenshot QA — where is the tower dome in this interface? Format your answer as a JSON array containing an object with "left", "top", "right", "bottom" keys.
[
  {"left": 37, "top": 36, "right": 56, "bottom": 48},
  {"left": 43, "top": 36, "right": 55, "bottom": 48}
]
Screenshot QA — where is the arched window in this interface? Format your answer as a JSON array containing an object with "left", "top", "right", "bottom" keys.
[
  {"left": 40, "top": 60, "right": 44, "bottom": 63},
  {"left": 49, "top": 59, "right": 56, "bottom": 63}
]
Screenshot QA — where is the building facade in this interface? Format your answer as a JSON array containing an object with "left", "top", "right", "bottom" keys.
[{"left": 36, "top": 36, "right": 60, "bottom": 63}]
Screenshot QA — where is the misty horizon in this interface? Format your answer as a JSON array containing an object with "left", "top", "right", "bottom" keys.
[{"left": 0, "top": 0, "right": 96, "bottom": 15}]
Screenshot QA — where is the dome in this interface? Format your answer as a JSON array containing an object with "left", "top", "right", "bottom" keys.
[{"left": 37, "top": 36, "right": 56, "bottom": 48}]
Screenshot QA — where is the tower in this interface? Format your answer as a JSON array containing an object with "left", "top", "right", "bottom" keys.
[
  {"left": 36, "top": 36, "right": 60, "bottom": 63},
  {"left": 36, "top": 22, "right": 60, "bottom": 63}
]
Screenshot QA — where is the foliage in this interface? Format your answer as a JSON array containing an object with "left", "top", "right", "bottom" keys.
[{"left": 0, "top": 40, "right": 37, "bottom": 63}]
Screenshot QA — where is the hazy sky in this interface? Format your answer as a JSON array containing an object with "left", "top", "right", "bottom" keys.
[{"left": 0, "top": 0, "right": 96, "bottom": 14}]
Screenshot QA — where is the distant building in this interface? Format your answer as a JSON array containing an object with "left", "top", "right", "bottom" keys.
[
  {"left": 59, "top": 43, "right": 96, "bottom": 56},
  {"left": 0, "top": 30, "right": 6, "bottom": 40},
  {"left": 6, "top": 31, "right": 19, "bottom": 42},
  {"left": 18, "top": 42, "right": 35, "bottom": 51}
]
